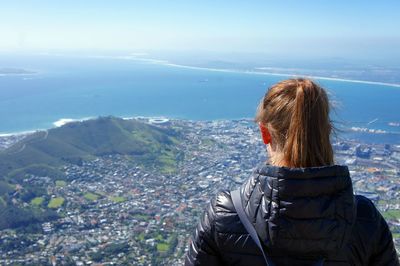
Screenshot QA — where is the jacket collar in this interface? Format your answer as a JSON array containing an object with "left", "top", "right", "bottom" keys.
[{"left": 256, "top": 164, "right": 350, "bottom": 179}]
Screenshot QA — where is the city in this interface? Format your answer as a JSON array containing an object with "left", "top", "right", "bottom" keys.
[{"left": 0, "top": 118, "right": 399, "bottom": 265}]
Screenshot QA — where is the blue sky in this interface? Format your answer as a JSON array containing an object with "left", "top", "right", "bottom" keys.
[{"left": 1, "top": 1, "right": 399, "bottom": 59}]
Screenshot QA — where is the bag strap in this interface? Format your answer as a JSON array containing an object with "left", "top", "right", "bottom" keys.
[
  {"left": 231, "top": 189, "right": 325, "bottom": 266},
  {"left": 231, "top": 189, "right": 275, "bottom": 266}
]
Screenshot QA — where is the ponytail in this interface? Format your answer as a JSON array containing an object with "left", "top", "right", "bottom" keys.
[{"left": 256, "top": 78, "right": 333, "bottom": 168}]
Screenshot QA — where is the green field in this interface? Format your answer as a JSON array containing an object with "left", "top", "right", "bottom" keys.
[
  {"left": 84, "top": 192, "right": 99, "bottom": 201},
  {"left": 55, "top": 180, "right": 67, "bottom": 187},
  {"left": 30, "top": 197, "right": 44, "bottom": 206},
  {"left": 158, "top": 149, "right": 179, "bottom": 174},
  {"left": 138, "top": 232, "right": 145, "bottom": 241},
  {"left": 202, "top": 138, "right": 215, "bottom": 146},
  {"left": 48, "top": 197, "right": 65, "bottom": 208},
  {"left": 156, "top": 242, "right": 170, "bottom": 253},
  {"left": 155, "top": 233, "right": 177, "bottom": 254},
  {"left": 133, "top": 213, "right": 149, "bottom": 220},
  {"left": 382, "top": 209, "right": 400, "bottom": 220},
  {"left": 0, "top": 197, "right": 6, "bottom": 207},
  {"left": 110, "top": 196, "right": 126, "bottom": 203}
]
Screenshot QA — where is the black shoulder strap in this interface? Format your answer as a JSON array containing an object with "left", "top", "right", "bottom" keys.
[
  {"left": 231, "top": 189, "right": 276, "bottom": 266},
  {"left": 231, "top": 189, "right": 324, "bottom": 266}
]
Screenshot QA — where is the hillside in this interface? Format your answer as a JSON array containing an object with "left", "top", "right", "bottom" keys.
[
  {"left": 0, "top": 116, "right": 182, "bottom": 180},
  {"left": 0, "top": 116, "right": 183, "bottom": 230}
]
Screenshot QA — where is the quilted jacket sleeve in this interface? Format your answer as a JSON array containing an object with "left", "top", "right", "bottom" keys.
[
  {"left": 355, "top": 196, "right": 399, "bottom": 266},
  {"left": 185, "top": 197, "right": 223, "bottom": 266},
  {"left": 369, "top": 208, "right": 399, "bottom": 266}
]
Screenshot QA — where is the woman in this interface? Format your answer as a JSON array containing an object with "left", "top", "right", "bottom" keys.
[{"left": 185, "top": 78, "right": 399, "bottom": 265}]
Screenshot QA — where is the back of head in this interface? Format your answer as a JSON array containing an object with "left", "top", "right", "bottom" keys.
[{"left": 256, "top": 78, "right": 333, "bottom": 168}]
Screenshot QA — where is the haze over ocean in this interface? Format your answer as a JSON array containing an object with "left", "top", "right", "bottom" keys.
[
  {"left": 1, "top": 2, "right": 400, "bottom": 143},
  {"left": 1, "top": 54, "right": 400, "bottom": 143}
]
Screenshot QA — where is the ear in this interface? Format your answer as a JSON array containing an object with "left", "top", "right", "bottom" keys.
[{"left": 259, "top": 123, "right": 271, "bottom": 144}]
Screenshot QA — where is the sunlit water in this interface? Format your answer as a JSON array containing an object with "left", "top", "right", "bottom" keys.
[{"left": 1, "top": 54, "right": 399, "bottom": 143}]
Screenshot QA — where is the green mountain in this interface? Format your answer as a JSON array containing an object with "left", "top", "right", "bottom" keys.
[{"left": 0, "top": 116, "right": 183, "bottom": 230}]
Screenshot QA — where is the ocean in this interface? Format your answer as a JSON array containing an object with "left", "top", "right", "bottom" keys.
[{"left": 1, "top": 54, "right": 400, "bottom": 144}]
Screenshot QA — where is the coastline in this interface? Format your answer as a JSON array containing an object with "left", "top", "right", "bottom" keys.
[
  {"left": 0, "top": 116, "right": 182, "bottom": 137},
  {"left": 0, "top": 118, "right": 93, "bottom": 137},
  {"left": 52, "top": 117, "right": 95, "bottom": 127},
  {"left": 0, "top": 130, "right": 38, "bottom": 137},
  {"left": 37, "top": 53, "right": 400, "bottom": 88},
  {"left": 160, "top": 62, "right": 400, "bottom": 88},
  {"left": 1, "top": 115, "right": 399, "bottom": 141}
]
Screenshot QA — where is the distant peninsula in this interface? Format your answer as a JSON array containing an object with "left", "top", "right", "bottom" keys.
[{"left": 0, "top": 67, "right": 36, "bottom": 75}]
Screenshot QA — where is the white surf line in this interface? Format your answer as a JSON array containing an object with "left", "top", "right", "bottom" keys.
[
  {"left": 36, "top": 53, "right": 400, "bottom": 88},
  {"left": 161, "top": 62, "right": 400, "bottom": 88},
  {"left": 53, "top": 118, "right": 77, "bottom": 127},
  {"left": 53, "top": 117, "right": 95, "bottom": 127},
  {"left": 0, "top": 117, "right": 94, "bottom": 137},
  {"left": 0, "top": 130, "right": 37, "bottom": 137}
]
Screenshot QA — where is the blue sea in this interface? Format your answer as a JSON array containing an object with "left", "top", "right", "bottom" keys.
[{"left": 1, "top": 54, "right": 400, "bottom": 144}]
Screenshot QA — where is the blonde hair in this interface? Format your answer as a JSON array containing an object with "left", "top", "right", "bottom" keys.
[{"left": 255, "top": 78, "right": 334, "bottom": 167}]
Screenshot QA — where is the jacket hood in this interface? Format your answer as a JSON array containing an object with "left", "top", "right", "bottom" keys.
[{"left": 241, "top": 164, "right": 356, "bottom": 258}]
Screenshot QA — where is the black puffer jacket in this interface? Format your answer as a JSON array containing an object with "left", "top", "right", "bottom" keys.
[{"left": 185, "top": 164, "right": 399, "bottom": 265}]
